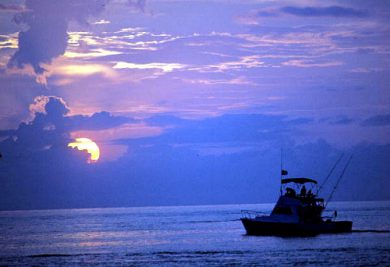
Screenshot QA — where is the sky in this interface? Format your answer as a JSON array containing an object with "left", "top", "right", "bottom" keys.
[{"left": 0, "top": 0, "right": 389, "bottom": 210}]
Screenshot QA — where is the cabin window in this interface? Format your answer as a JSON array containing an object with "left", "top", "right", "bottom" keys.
[{"left": 273, "top": 207, "right": 293, "bottom": 215}]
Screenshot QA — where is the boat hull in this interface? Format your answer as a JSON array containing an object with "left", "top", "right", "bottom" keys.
[{"left": 241, "top": 218, "right": 352, "bottom": 236}]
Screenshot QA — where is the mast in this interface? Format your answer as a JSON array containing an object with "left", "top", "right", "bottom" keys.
[
  {"left": 280, "top": 148, "right": 283, "bottom": 195},
  {"left": 280, "top": 148, "right": 288, "bottom": 195}
]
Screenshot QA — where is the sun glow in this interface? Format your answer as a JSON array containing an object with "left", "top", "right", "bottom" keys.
[{"left": 68, "top": 138, "right": 100, "bottom": 162}]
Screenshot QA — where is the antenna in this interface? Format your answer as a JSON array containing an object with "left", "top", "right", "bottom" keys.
[
  {"left": 318, "top": 153, "right": 344, "bottom": 193},
  {"left": 325, "top": 155, "right": 353, "bottom": 208}
]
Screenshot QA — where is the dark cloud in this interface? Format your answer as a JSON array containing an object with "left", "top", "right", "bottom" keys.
[
  {"left": 45, "top": 96, "right": 70, "bottom": 119},
  {"left": 256, "top": 6, "right": 367, "bottom": 18},
  {"left": 8, "top": 0, "right": 109, "bottom": 74},
  {"left": 331, "top": 118, "right": 354, "bottom": 125},
  {"left": 285, "top": 117, "right": 314, "bottom": 125},
  {"left": 137, "top": 114, "right": 303, "bottom": 145},
  {"left": 0, "top": 96, "right": 138, "bottom": 210},
  {"left": 0, "top": 96, "right": 70, "bottom": 158},
  {"left": 1, "top": 101, "right": 389, "bottom": 210},
  {"left": 67, "top": 111, "right": 135, "bottom": 131},
  {"left": 256, "top": 10, "right": 279, "bottom": 17},
  {"left": 361, "top": 114, "right": 390, "bottom": 127},
  {"left": 7, "top": 0, "right": 146, "bottom": 76},
  {"left": 280, "top": 6, "right": 367, "bottom": 18},
  {"left": 320, "top": 116, "right": 355, "bottom": 125},
  {"left": 0, "top": 129, "right": 16, "bottom": 137},
  {"left": 0, "top": 96, "right": 132, "bottom": 156}
]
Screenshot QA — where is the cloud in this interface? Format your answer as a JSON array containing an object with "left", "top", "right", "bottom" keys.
[
  {"left": 0, "top": 96, "right": 135, "bottom": 157},
  {"left": 7, "top": 0, "right": 145, "bottom": 77},
  {"left": 282, "top": 59, "right": 343, "bottom": 68},
  {"left": 1, "top": 96, "right": 71, "bottom": 155},
  {"left": 361, "top": 114, "right": 390, "bottom": 127},
  {"left": 249, "top": 5, "right": 368, "bottom": 25},
  {"left": 191, "top": 55, "right": 265, "bottom": 73},
  {"left": 8, "top": 0, "right": 109, "bottom": 75},
  {"left": 64, "top": 48, "right": 122, "bottom": 59},
  {"left": 179, "top": 76, "right": 255, "bottom": 86},
  {"left": 0, "top": 95, "right": 171, "bottom": 167},
  {"left": 71, "top": 122, "right": 163, "bottom": 142},
  {"left": 125, "top": 114, "right": 313, "bottom": 146},
  {"left": 92, "top": 19, "right": 111, "bottom": 25},
  {"left": 36, "top": 59, "right": 120, "bottom": 85},
  {"left": 113, "top": 61, "right": 187, "bottom": 72},
  {"left": 280, "top": 6, "right": 367, "bottom": 18},
  {"left": 0, "top": 3, "right": 29, "bottom": 13},
  {"left": 29, "top": 95, "right": 69, "bottom": 119},
  {"left": 320, "top": 116, "right": 355, "bottom": 125},
  {"left": 254, "top": 6, "right": 368, "bottom": 19},
  {"left": 1, "top": 99, "right": 390, "bottom": 210},
  {"left": 54, "top": 62, "right": 117, "bottom": 78},
  {"left": 0, "top": 0, "right": 389, "bottom": 210},
  {"left": 0, "top": 33, "right": 18, "bottom": 51},
  {"left": 350, "top": 67, "right": 383, "bottom": 73},
  {"left": 66, "top": 111, "right": 135, "bottom": 131}
]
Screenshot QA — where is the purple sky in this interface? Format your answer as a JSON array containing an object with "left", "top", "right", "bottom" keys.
[{"left": 0, "top": 0, "right": 389, "bottom": 210}]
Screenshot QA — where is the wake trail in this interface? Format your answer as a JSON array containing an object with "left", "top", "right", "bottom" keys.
[{"left": 352, "top": 229, "right": 390, "bottom": 233}]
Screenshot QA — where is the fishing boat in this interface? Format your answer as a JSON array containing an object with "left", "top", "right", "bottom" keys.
[{"left": 241, "top": 156, "right": 353, "bottom": 236}]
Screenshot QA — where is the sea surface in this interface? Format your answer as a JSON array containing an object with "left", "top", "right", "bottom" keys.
[{"left": 0, "top": 201, "right": 389, "bottom": 266}]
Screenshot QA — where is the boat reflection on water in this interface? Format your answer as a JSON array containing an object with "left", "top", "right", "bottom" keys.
[{"left": 241, "top": 177, "right": 353, "bottom": 236}]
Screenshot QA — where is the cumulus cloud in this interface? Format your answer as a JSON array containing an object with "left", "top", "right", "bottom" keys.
[
  {"left": 7, "top": 0, "right": 146, "bottom": 78},
  {"left": 0, "top": 96, "right": 134, "bottom": 156},
  {"left": 29, "top": 95, "right": 70, "bottom": 119},
  {"left": 0, "top": 96, "right": 71, "bottom": 155},
  {"left": 8, "top": 0, "right": 108, "bottom": 75}
]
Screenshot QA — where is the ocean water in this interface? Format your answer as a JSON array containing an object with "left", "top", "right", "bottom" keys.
[{"left": 0, "top": 201, "right": 389, "bottom": 266}]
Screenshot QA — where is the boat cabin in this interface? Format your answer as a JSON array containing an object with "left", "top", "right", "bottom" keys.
[{"left": 270, "top": 177, "right": 325, "bottom": 223}]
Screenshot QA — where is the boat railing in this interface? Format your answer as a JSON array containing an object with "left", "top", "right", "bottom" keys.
[
  {"left": 241, "top": 210, "right": 265, "bottom": 219},
  {"left": 322, "top": 216, "right": 334, "bottom": 222}
]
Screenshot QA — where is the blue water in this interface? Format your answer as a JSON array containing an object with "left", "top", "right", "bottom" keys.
[{"left": 0, "top": 201, "right": 389, "bottom": 266}]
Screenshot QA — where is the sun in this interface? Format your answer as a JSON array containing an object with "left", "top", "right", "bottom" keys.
[{"left": 68, "top": 138, "right": 100, "bottom": 162}]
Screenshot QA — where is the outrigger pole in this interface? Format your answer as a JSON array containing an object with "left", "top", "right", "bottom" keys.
[
  {"left": 318, "top": 153, "right": 344, "bottom": 194},
  {"left": 325, "top": 155, "right": 353, "bottom": 208}
]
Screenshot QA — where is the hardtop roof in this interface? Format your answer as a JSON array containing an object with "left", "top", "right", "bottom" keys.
[{"left": 281, "top": 177, "right": 318, "bottom": 184}]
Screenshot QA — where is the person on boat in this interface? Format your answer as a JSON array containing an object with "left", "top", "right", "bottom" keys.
[
  {"left": 286, "top": 187, "right": 296, "bottom": 197},
  {"left": 300, "top": 185, "right": 307, "bottom": 197}
]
